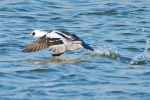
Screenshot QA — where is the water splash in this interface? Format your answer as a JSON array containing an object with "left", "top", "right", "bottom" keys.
[
  {"left": 94, "top": 45, "right": 117, "bottom": 58},
  {"left": 130, "top": 39, "right": 150, "bottom": 65}
]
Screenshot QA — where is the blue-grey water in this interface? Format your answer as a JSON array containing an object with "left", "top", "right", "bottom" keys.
[{"left": 1, "top": 0, "right": 150, "bottom": 100}]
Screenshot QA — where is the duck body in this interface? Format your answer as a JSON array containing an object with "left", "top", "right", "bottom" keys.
[{"left": 23, "top": 30, "right": 94, "bottom": 56}]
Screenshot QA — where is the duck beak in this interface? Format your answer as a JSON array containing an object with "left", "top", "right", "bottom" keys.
[{"left": 28, "top": 34, "right": 32, "bottom": 36}]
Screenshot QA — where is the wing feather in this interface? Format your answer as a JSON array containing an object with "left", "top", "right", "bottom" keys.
[
  {"left": 23, "top": 35, "right": 67, "bottom": 53},
  {"left": 23, "top": 35, "right": 50, "bottom": 52}
]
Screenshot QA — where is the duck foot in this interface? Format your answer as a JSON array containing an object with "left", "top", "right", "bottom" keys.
[{"left": 52, "top": 53, "right": 63, "bottom": 56}]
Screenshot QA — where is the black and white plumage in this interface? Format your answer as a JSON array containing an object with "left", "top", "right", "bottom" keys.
[{"left": 23, "top": 30, "right": 94, "bottom": 56}]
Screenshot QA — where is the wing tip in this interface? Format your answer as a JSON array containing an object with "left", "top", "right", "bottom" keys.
[
  {"left": 22, "top": 48, "right": 33, "bottom": 52},
  {"left": 22, "top": 46, "right": 37, "bottom": 52}
]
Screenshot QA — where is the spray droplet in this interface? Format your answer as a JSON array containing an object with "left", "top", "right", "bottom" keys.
[{"left": 130, "top": 39, "right": 150, "bottom": 65}]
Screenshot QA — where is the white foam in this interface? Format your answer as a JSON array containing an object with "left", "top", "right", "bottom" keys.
[
  {"left": 94, "top": 45, "right": 117, "bottom": 58},
  {"left": 130, "top": 39, "right": 150, "bottom": 65}
]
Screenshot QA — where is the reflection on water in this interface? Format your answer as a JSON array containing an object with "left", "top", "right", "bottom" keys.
[{"left": 26, "top": 55, "right": 93, "bottom": 64}]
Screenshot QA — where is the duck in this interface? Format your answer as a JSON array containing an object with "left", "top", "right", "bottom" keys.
[{"left": 23, "top": 30, "right": 94, "bottom": 56}]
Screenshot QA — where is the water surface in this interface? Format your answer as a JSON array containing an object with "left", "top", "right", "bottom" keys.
[{"left": 0, "top": 0, "right": 150, "bottom": 100}]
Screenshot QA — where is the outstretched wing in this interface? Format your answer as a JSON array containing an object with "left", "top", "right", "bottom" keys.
[
  {"left": 23, "top": 35, "right": 66, "bottom": 53},
  {"left": 23, "top": 35, "right": 50, "bottom": 52}
]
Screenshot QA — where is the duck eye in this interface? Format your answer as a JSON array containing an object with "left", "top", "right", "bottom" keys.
[{"left": 32, "top": 32, "right": 35, "bottom": 36}]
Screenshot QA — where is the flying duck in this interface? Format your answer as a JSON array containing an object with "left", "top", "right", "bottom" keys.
[{"left": 23, "top": 30, "right": 94, "bottom": 56}]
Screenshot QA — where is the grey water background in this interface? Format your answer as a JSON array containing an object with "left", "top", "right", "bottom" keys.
[{"left": 0, "top": 0, "right": 150, "bottom": 100}]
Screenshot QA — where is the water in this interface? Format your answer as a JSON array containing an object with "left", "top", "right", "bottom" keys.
[{"left": 0, "top": 0, "right": 150, "bottom": 100}]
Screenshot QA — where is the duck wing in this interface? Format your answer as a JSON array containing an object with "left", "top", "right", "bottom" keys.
[{"left": 23, "top": 35, "right": 67, "bottom": 53}]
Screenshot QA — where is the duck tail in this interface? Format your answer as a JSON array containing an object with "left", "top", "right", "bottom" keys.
[{"left": 81, "top": 40, "right": 94, "bottom": 51}]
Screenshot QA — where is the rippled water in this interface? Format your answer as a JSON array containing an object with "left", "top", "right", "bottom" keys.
[{"left": 1, "top": 0, "right": 150, "bottom": 100}]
